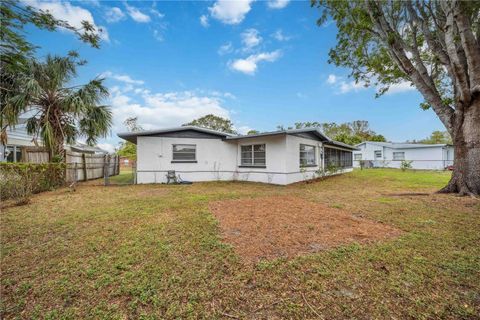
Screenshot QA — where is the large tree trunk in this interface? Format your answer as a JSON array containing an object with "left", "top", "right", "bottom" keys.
[{"left": 439, "top": 98, "right": 480, "bottom": 196}]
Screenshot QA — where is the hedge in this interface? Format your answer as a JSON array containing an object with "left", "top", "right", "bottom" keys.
[{"left": 0, "top": 162, "right": 66, "bottom": 203}]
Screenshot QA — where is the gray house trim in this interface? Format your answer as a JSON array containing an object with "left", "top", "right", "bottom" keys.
[
  {"left": 118, "top": 126, "right": 234, "bottom": 143},
  {"left": 117, "top": 125, "right": 358, "bottom": 150}
]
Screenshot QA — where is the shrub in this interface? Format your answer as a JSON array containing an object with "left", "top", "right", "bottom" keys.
[
  {"left": 400, "top": 160, "right": 413, "bottom": 172},
  {"left": 0, "top": 163, "right": 66, "bottom": 204}
]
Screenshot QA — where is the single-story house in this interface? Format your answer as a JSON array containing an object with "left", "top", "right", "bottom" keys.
[
  {"left": 353, "top": 141, "right": 454, "bottom": 170},
  {"left": 118, "top": 126, "right": 357, "bottom": 185}
]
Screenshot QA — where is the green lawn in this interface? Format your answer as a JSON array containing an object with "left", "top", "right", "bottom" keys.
[{"left": 1, "top": 169, "right": 479, "bottom": 319}]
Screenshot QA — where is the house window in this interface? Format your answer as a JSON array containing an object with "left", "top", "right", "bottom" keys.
[
  {"left": 354, "top": 153, "right": 362, "bottom": 161},
  {"left": 300, "top": 144, "right": 316, "bottom": 166},
  {"left": 393, "top": 152, "right": 405, "bottom": 160},
  {"left": 5, "top": 145, "right": 22, "bottom": 162},
  {"left": 374, "top": 150, "right": 382, "bottom": 159},
  {"left": 241, "top": 144, "right": 266, "bottom": 166},
  {"left": 324, "top": 147, "right": 353, "bottom": 169},
  {"left": 172, "top": 144, "right": 196, "bottom": 162}
]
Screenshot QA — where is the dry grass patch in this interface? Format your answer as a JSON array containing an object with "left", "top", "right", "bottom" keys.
[{"left": 209, "top": 196, "right": 402, "bottom": 262}]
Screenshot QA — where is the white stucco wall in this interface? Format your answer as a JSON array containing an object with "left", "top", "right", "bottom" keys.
[
  {"left": 136, "top": 136, "right": 237, "bottom": 184},
  {"left": 353, "top": 142, "right": 454, "bottom": 170}
]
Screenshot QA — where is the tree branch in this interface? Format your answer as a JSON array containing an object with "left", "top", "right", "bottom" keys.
[{"left": 453, "top": 0, "right": 480, "bottom": 94}]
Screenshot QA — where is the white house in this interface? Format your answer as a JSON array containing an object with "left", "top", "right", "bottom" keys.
[
  {"left": 1, "top": 119, "right": 107, "bottom": 162},
  {"left": 353, "top": 141, "right": 454, "bottom": 170},
  {"left": 118, "top": 126, "right": 357, "bottom": 185}
]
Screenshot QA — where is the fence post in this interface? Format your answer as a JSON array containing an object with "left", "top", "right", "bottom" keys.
[
  {"left": 133, "top": 165, "right": 137, "bottom": 184},
  {"left": 82, "top": 153, "right": 87, "bottom": 181},
  {"left": 104, "top": 155, "right": 110, "bottom": 186}
]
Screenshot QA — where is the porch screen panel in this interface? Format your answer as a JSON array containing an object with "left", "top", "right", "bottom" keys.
[{"left": 324, "top": 147, "right": 353, "bottom": 169}]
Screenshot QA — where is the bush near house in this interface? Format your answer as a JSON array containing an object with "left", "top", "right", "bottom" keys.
[{"left": 0, "top": 163, "right": 65, "bottom": 204}]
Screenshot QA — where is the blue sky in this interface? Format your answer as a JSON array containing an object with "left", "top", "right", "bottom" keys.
[{"left": 24, "top": 0, "right": 446, "bottom": 152}]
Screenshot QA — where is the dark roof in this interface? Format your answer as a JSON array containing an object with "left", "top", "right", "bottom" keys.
[
  {"left": 226, "top": 128, "right": 359, "bottom": 150},
  {"left": 117, "top": 126, "right": 359, "bottom": 150},
  {"left": 117, "top": 126, "right": 235, "bottom": 143}
]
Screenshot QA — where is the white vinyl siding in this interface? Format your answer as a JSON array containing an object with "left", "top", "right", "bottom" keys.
[
  {"left": 393, "top": 152, "right": 405, "bottom": 160},
  {"left": 299, "top": 144, "right": 316, "bottom": 166},
  {"left": 241, "top": 144, "right": 266, "bottom": 166},
  {"left": 172, "top": 144, "right": 196, "bottom": 161}
]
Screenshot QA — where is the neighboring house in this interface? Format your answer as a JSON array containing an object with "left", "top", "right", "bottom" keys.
[
  {"left": 1, "top": 120, "right": 107, "bottom": 162},
  {"left": 1, "top": 119, "right": 40, "bottom": 162},
  {"left": 118, "top": 126, "right": 357, "bottom": 185},
  {"left": 119, "top": 156, "right": 136, "bottom": 168},
  {"left": 354, "top": 141, "right": 454, "bottom": 170}
]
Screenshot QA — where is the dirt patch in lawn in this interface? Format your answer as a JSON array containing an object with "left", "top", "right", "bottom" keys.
[{"left": 209, "top": 196, "right": 402, "bottom": 262}]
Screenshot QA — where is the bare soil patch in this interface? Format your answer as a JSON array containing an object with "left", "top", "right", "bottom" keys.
[{"left": 209, "top": 196, "right": 402, "bottom": 262}]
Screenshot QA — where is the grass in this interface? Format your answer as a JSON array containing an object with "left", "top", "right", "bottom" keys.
[
  {"left": 1, "top": 169, "right": 479, "bottom": 319},
  {"left": 109, "top": 167, "right": 134, "bottom": 185}
]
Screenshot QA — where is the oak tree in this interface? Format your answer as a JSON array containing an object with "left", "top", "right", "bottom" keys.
[{"left": 312, "top": 0, "right": 480, "bottom": 195}]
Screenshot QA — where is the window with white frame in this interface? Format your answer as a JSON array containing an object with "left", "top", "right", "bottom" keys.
[
  {"left": 354, "top": 153, "right": 362, "bottom": 160},
  {"left": 300, "top": 144, "right": 316, "bottom": 166},
  {"left": 393, "top": 152, "right": 405, "bottom": 160},
  {"left": 172, "top": 144, "right": 196, "bottom": 162},
  {"left": 5, "top": 145, "right": 22, "bottom": 162},
  {"left": 240, "top": 144, "right": 265, "bottom": 166},
  {"left": 374, "top": 150, "right": 382, "bottom": 159}
]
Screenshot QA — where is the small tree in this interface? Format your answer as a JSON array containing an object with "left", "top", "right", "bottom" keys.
[
  {"left": 400, "top": 160, "right": 413, "bottom": 172},
  {"left": 4, "top": 54, "right": 112, "bottom": 160},
  {"left": 117, "top": 117, "right": 142, "bottom": 160},
  {"left": 420, "top": 131, "right": 453, "bottom": 144},
  {"left": 183, "top": 114, "right": 236, "bottom": 134}
]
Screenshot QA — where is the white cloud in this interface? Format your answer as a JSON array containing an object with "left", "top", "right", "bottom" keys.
[
  {"left": 102, "top": 71, "right": 145, "bottom": 85},
  {"left": 326, "top": 73, "right": 415, "bottom": 95},
  {"left": 153, "top": 29, "right": 164, "bottom": 42},
  {"left": 25, "top": 0, "right": 108, "bottom": 42},
  {"left": 150, "top": 8, "right": 164, "bottom": 19},
  {"left": 272, "top": 29, "right": 291, "bottom": 42},
  {"left": 235, "top": 125, "right": 253, "bottom": 135},
  {"left": 267, "top": 0, "right": 290, "bottom": 9},
  {"left": 98, "top": 25, "right": 110, "bottom": 42},
  {"left": 209, "top": 0, "right": 254, "bottom": 25},
  {"left": 125, "top": 3, "right": 151, "bottom": 23},
  {"left": 384, "top": 81, "right": 415, "bottom": 94},
  {"left": 98, "top": 143, "right": 116, "bottom": 153},
  {"left": 111, "top": 90, "right": 232, "bottom": 132},
  {"left": 218, "top": 42, "right": 234, "bottom": 55},
  {"left": 339, "top": 80, "right": 367, "bottom": 93},
  {"left": 327, "top": 74, "right": 338, "bottom": 84},
  {"left": 241, "top": 28, "right": 262, "bottom": 51},
  {"left": 200, "top": 14, "right": 209, "bottom": 27},
  {"left": 105, "top": 7, "right": 125, "bottom": 23},
  {"left": 229, "top": 50, "right": 282, "bottom": 75}
]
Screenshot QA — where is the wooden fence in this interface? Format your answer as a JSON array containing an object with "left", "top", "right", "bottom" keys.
[
  {"left": 65, "top": 152, "right": 120, "bottom": 183},
  {"left": 21, "top": 147, "right": 120, "bottom": 183},
  {"left": 23, "top": 147, "right": 50, "bottom": 163}
]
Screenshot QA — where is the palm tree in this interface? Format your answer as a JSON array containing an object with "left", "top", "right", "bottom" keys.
[{"left": 3, "top": 53, "right": 112, "bottom": 160}]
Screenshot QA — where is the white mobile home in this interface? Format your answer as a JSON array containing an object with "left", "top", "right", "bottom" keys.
[
  {"left": 354, "top": 141, "right": 454, "bottom": 170},
  {"left": 118, "top": 126, "right": 357, "bottom": 185}
]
